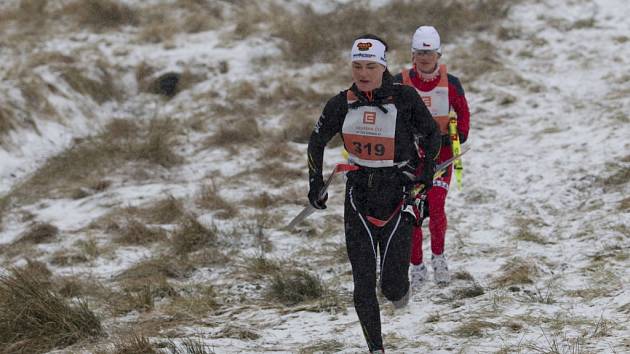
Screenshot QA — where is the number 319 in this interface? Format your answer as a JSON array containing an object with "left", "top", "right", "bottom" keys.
[{"left": 352, "top": 142, "right": 385, "bottom": 156}]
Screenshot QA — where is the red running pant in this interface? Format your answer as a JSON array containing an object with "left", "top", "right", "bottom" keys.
[{"left": 411, "top": 147, "right": 452, "bottom": 265}]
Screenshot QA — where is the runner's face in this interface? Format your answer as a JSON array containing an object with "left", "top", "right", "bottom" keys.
[
  {"left": 352, "top": 61, "right": 385, "bottom": 92},
  {"left": 413, "top": 50, "right": 440, "bottom": 73}
]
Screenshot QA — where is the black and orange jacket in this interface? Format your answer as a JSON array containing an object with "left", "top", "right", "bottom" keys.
[{"left": 307, "top": 76, "right": 441, "bottom": 213}]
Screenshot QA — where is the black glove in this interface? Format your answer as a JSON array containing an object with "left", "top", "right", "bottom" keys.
[
  {"left": 416, "top": 159, "right": 435, "bottom": 190},
  {"left": 308, "top": 175, "right": 328, "bottom": 209}
]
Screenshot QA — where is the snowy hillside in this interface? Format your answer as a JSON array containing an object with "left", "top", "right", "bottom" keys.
[{"left": 0, "top": 0, "right": 628, "bottom": 353}]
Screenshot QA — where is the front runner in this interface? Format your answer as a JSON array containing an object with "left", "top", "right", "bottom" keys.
[{"left": 307, "top": 34, "right": 440, "bottom": 353}]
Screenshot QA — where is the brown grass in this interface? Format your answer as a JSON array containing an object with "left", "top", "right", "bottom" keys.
[
  {"left": 164, "top": 284, "right": 219, "bottom": 318},
  {"left": 62, "top": 0, "right": 138, "bottom": 31},
  {"left": 258, "top": 162, "right": 306, "bottom": 188},
  {"left": 17, "top": 222, "right": 59, "bottom": 244},
  {"left": 515, "top": 225, "right": 548, "bottom": 244},
  {"left": 454, "top": 320, "right": 499, "bottom": 337},
  {"left": 8, "top": 118, "right": 181, "bottom": 204},
  {"left": 0, "top": 0, "right": 48, "bottom": 27},
  {"left": 115, "top": 219, "right": 167, "bottom": 245},
  {"left": 453, "top": 284, "right": 485, "bottom": 299},
  {"left": 135, "top": 61, "right": 156, "bottom": 91},
  {"left": 123, "top": 285, "right": 155, "bottom": 313},
  {"left": 164, "top": 337, "right": 215, "bottom": 354},
  {"left": 0, "top": 267, "right": 103, "bottom": 353},
  {"left": 242, "top": 254, "right": 283, "bottom": 280},
  {"left": 281, "top": 110, "right": 319, "bottom": 144},
  {"left": 298, "top": 340, "right": 344, "bottom": 354},
  {"left": 214, "top": 325, "right": 260, "bottom": 340},
  {"left": 18, "top": 76, "right": 58, "bottom": 117},
  {"left": 270, "top": 0, "right": 515, "bottom": 63},
  {"left": 136, "top": 118, "right": 183, "bottom": 167},
  {"left": 171, "top": 216, "right": 217, "bottom": 255},
  {"left": 87, "top": 197, "right": 185, "bottom": 238},
  {"left": 137, "top": 1, "right": 223, "bottom": 43},
  {"left": 266, "top": 269, "right": 325, "bottom": 306},
  {"left": 116, "top": 256, "right": 194, "bottom": 282},
  {"left": 599, "top": 162, "right": 629, "bottom": 187},
  {"left": 196, "top": 182, "right": 238, "bottom": 219},
  {"left": 449, "top": 39, "right": 503, "bottom": 83},
  {"left": 205, "top": 117, "right": 261, "bottom": 148},
  {"left": 50, "top": 250, "right": 89, "bottom": 266},
  {"left": 60, "top": 63, "right": 118, "bottom": 104},
  {"left": 0, "top": 108, "right": 15, "bottom": 140},
  {"left": 492, "top": 257, "right": 538, "bottom": 287},
  {"left": 105, "top": 333, "right": 157, "bottom": 354},
  {"left": 143, "top": 196, "right": 186, "bottom": 224},
  {"left": 453, "top": 270, "right": 475, "bottom": 282}
]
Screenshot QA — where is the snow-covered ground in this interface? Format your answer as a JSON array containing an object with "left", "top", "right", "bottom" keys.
[{"left": 0, "top": 0, "right": 628, "bottom": 353}]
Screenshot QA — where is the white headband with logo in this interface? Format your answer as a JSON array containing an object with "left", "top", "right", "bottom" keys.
[{"left": 351, "top": 39, "right": 387, "bottom": 67}]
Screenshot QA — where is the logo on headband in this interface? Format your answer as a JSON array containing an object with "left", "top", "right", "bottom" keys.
[{"left": 357, "top": 42, "right": 372, "bottom": 51}]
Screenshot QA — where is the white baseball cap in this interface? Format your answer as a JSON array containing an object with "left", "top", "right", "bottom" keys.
[
  {"left": 351, "top": 38, "right": 387, "bottom": 67},
  {"left": 411, "top": 26, "right": 441, "bottom": 54}
]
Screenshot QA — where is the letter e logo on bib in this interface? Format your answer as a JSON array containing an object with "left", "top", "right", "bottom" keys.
[
  {"left": 422, "top": 96, "right": 432, "bottom": 108},
  {"left": 363, "top": 112, "right": 376, "bottom": 124}
]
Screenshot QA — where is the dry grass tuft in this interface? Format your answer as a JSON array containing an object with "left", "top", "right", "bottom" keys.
[
  {"left": 115, "top": 219, "right": 166, "bottom": 245},
  {"left": 514, "top": 225, "right": 549, "bottom": 244},
  {"left": 108, "top": 197, "right": 185, "bottom": 227},
  {"left": 143, "top": 196, "right": 186, "bottom": 224},
  {"left": 63, "top": 0, "right": 138, "bottom": 30},
  {"left": 493, "top": 257, "right": 538, "bottom": 287},
  {"left": 240, "top": 162, "right": 306, "bottom": 188},
  {"left": 137, "top": 1, "right": 223, "bottom": 43},
  {"left": 116, "top": 256, "right": 194, "bottom": 282},
  {"left": 171, "top": 216, "right": 217, "bottom": 255},
  {"left": 214, "top": 324, "right": 260, "bottom": 340},
  {"left": 0, "top": 108, "right": 15, "bottom": 140},
  {"left": 0, "top": 0, "right": 48, "bottom": 27},
  {"left": 19, "top": 0, "right": 48, "bottom": 14},
  {"left": 76, "top": 237, "right": 100, "bottom": 259},
  {"left": 245, "top": 191, "right": 278, "bottom": 209},
  {"left": 18, "top": 76, "right": 58, "bottom": 117},
  {"left": 205, "top": 117, "right": 261, "bottom": 148},
  {"left": 281, "top": 110, "right": 318, "bottom": 144},
  {"left": 298, "top": 340, "right": 345, "bottom": 354},
  {"left": 50, "top": 250, "right": 89, "bottom": 266},
  {"left": 107, "top": 333, "right": 157, "bottom": 354},
  {"left": 452, "top": 270, "right": 475, "bottom": 282},
  {"left": 0, "top": 267, "right": 102, "bottom": 353},
  {"left": 17, "top": 222, "right": 59, "bottom": 244},
  {"left": 598, "top": 163, "right": 629, "bottom": 187},
  {"left": 243, "top": 254, "right": 283, "bottom": 279},
  {"left": 165, "top": 284, "right": 219, "bottom": 318},
  {"left": 197, "top": 182, "right": 238, "bottom": 219},
  {"left": 136, "top": 118, "right": 183, "bottom": 167},
  {"left": 123, "top": 285, "right": 155, "bottom": 313},
  {"left": 565, "top": 287, "right": 611, "bottom": 301},
  {"left": 266, "top": 269, "right": 325, "bottom": 306},
  {"left": 161, "top": 337, "right": 215, "bottom": 354},
  {"left": 60, "top": 63, "right": 118, "bottom": 104},
  {"left": 57, "top": 277, "right": 89, "bottom": 298},
  {"left": 454, "top": 319, "right": 498, "bottom": 337},
  {"left": 271, "top": 0, "right": 514, "bottom": 63},
  {"left": 9, "top": 118, "right": 181, "bottom": 203},
  {"left": 453, "top": 284, "right": 485, "bottom": 299},
  {"left": 450, "top": 39, "right": 503, "bottom": 83}
]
